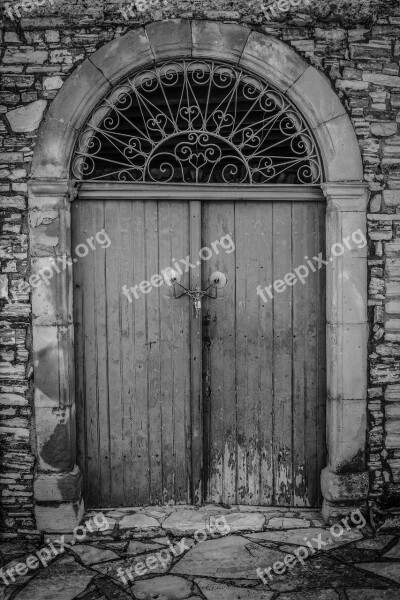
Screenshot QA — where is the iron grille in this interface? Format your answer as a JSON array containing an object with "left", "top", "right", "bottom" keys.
[{"left": 72, "top": 61, "right": 322, "bottom": 185}]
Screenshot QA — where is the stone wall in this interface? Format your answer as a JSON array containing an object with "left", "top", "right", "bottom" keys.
[{"left": 1, "top": 0, "right": 400, "bottom": 535}]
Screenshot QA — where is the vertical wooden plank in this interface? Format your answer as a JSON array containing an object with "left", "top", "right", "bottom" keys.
[
  {"left": 235, "top": 201, "right": 255, "bottom": 504},
  {"left": 103, "top": 202, "right": 123, "bottom": 505},
  {"left": 131, "top": 200, "right": 150, "bottom": 504},
  {"left": 91, "top": 201, "right": 111, "bottom": 506},
  {"left": 288, "top": 200, "right": 327, "bottom": 507},
  {"left": 172, "top": 202, "right": 191, "bottom": 502},
  {"left": 158, "top": 201, "right": 176, "bottom": 503},
  {"left": 258, "top": 202, "right": 275, "bottom": 505},
  {"left": 303, "top": 202, "right": 326, "bottom": 506},
  {"left": 119, "top": 200, "right": 136, "bottom": 504},
  {"left": 304, "top": 202, "right": 320, "bottom": 506},
  {"left": 90, "top": 200, "right": 106, "bottom": 506},
  {"left": 158, "top": 201, "right": 191, "bottom": 503},
  {"left": 292, "top": 201, "right": 309, "bottom": 506},
  {"left": 190, "top": 201, "right": 203, "bottom": 504},
  {"left": 202, "top": 202, "right": 237, "bottom": 504},
  {"left": 235, "top": 202, "right": 274, "bottom": 505},
  {"left": 315, "top": 202, "right": 327, "bottom": 506},
  {"left": 145, "top": 201, "right": 163, "bottom": 503},
  {"left": 72, "top": 201, "right": 87, "bottom": 497},
  {"left": 272, "top": 202, "right": 293, "bottom": 506},
  {"left": 73, "top": 200, "right": 110, "bottom": 506},
  {"left": 73, "top": 200, "right": 96, "bottom": 505},
  {"left": 201, "top": 202, "right": 212, "bottom": 502}
]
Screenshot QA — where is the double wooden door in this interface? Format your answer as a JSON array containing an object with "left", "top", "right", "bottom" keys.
[{"left": 72, "top": 195, "right": 326, "bottom": 508}]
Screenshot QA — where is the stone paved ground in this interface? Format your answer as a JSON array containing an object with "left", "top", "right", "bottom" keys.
[{"left": 1, "top": 506, "right": 400, "bottom": 600}]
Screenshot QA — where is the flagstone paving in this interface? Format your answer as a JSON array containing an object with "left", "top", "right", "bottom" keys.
[{"left": 0, "top": 506, "right": 399, "bottom": 600}]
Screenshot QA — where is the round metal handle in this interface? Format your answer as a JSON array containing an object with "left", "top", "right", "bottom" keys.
[
  {"left": 162, "top": 267, "right": 181, "bottom": 285},
  {"left": 209, "top": 271, "right": 227, "bottom": 289}
]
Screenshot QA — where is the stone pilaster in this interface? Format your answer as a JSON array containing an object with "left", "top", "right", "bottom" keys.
[
  {"left": 321, "top": 182, "right": 370, "bottom": 521},
  {"left": 29, "top": 180, "right": 83, "bottom": 531}
]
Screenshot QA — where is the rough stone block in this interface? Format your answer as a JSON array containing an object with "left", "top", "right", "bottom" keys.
[
  {"left": 385, "top": 385, "right": 400, "bottom": 401},
  {"left": 385, "top": 240, "right": 400, "bottom": 257},
  {"left": 385, "top": 318, "right": 400, "bottom": 333},
  {"left": 34, "top": 498, "right": 84, "bottom": 532},
  {"left": 386, "top": 433, "right": 400, "bottom": 448},
  {"left": 384, "top": 146, "right": 400, "bottom": 157},
  {"left": 386, "top": 283, "right": 400, "bottom": 298},
  {"left": 386, "top": 405, "right": 400, "bottom": 419},
  {"left": 386, "top": 300, "right": 400, "bottom": 314},
  {"left": 386, "top": 420, "right": 400, "bottom": 435},
  {"left": 0, "top": 393, "right": 28, "bottom": 407},
  {"left": 0, "top": 274, "right": 8, "bottom": 300},
  {"left": 6, "top": 100, "right": 47, "bottom": 132},
  {"left": 363, "top": 73, "right": 400, "bottom": 87},
  {"left": 336, "top": 80, "right": 369, "bottom": 91},
  {"left": 387, "top": 259, "right": 400, "bottom": 282},
  {"left": 43, "top": 76, "right": 64, "bottom": 90},
  {"left": 34, "top": 465, "right": 82, "bottom": 502},
  {"left": 0, "top": 152, "right": 24, "bottom": 163},
  {"left": 383, "top": 190, "right": 400, "bottom": 206},
  {"left": 2, "top": 48, "right": 47, "bottom": 65},
  {"left": 0, "top": 195, "right": 26, "bottom": 210},
  {"left": 369, "top": 194, "right": 382, "bottom": 212},
  {"left": 351, "top": 43, "right": 392, "bottom": 61}
]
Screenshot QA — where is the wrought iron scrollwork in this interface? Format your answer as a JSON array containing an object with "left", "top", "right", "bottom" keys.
[{"left": 72, "top": 61, "right": 322, "bottom": 185}]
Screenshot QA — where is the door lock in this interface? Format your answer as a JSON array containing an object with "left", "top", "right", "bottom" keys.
[{"left": 163, "top": 269, "right": 227, "bottom": 318}]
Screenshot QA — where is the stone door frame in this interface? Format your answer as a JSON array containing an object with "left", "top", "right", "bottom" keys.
[{"left": 29, "top": 19, "right": 369, "bottom": 531}]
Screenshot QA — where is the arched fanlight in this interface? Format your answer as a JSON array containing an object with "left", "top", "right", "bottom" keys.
[{"left": 72, "top": 60, "right": 322, "bottom": 185}]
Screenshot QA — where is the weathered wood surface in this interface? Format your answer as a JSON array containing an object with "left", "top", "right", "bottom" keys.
[
  {"left": 73, "top": 198, "right": 326, "bottom": 507},
  {"left": 202, "top": 201, "right": 326, "bottom": 506},
  {"left": 73, "top": 200, "right": 192, "bottom": 506}
]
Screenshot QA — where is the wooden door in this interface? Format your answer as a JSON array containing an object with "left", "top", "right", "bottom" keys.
[
  {"left": 73, "top": 199, "right": 197, "bottom": 507},
  {"left": 202, "top": 200, "right": 326, "bottom": 507},
  {"left": 73, "top": 194, "right": 326, "bottom": 508}
]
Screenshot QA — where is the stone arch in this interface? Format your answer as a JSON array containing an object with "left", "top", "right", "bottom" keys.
[
  {"left": 29, "top": 19, "right": 369, "bottom": 530},
  {"left": 31, "top": 20, "right": 362, "bottom": 182}
]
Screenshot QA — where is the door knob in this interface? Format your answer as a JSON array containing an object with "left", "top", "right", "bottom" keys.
[{"left": 209, "top": 271, "right": 227, "bottom": 289}]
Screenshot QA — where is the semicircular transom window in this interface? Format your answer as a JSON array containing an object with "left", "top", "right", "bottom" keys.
[{"left": 72, "top": 61, "right": 322, "bottom": 185}]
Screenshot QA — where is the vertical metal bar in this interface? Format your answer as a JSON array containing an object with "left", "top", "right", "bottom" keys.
[{"left": 189, "top": 200, "right": 203, "bottom": 504}]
